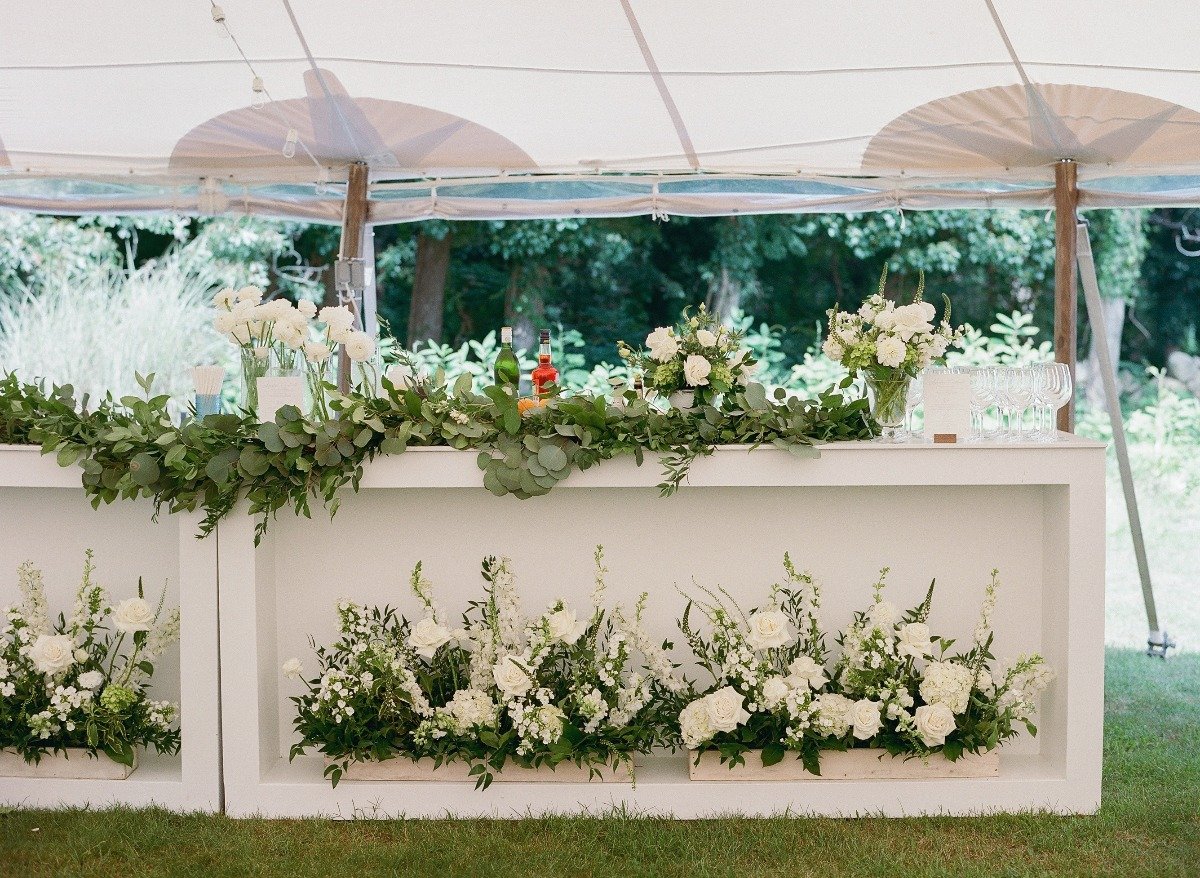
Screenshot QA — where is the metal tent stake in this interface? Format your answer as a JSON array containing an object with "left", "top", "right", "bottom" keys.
[{"left": 1075, "top": 219, "right": 1173, "bottom": 659}]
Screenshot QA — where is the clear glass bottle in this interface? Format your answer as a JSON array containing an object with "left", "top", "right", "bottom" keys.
[
  {"left": 493, "top": 326, "right": 520, "bottom": 392},
  {"left": 531, "top": 329, "right": 559, "bottom": 398}
]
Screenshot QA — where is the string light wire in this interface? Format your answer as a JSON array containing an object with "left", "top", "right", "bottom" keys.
[{"left": 206, "top": 0, "right": 328, "bottom": 179}]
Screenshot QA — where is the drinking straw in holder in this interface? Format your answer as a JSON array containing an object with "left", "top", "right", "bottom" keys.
[{"left": 192, "top": 365, "right": 225, "bottom": 418}]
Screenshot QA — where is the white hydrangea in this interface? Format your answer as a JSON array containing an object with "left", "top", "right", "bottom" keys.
[
  {"left": 919, "top": 661, "right": 975, "bottom": 714},
  {"left": 811, "top": 693, "right": 855, "bottom": 738},
  {"left": 445, "top": 688, "right": 497, "bottom": 731}
]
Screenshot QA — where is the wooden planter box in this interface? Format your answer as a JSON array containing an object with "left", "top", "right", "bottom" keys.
[
  {"left": 330, "top": 756, "right": 629, "bottom": 784},
  {"left": 688, "top": 747, "right": 999, "bottom": 781},
  {"left": 0, "top": 748, "right": 137, "bottom": 780}
]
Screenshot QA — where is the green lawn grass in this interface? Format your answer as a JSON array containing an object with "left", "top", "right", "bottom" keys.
[{"left": 2, "top": 649, "right": 1198, "bottom": 878}]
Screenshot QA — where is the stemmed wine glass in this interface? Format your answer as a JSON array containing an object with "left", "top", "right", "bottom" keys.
[
  {"left": 995, "top": 367, "right": 1035, "bottom": 440},
  {"left": 1040, "top": 363, "right": 1073, "bottom": 441},
  {"left": 967, "top": 367, "right": 997, "bottom": 441}
]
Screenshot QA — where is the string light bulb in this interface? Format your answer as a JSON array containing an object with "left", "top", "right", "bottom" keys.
[
  {"left": 211, "top": 5, "right": 227, "bottom": 33},
  {"left": 251, "top": 76, "right": 266, "bottom": 110},
  {"left": 315, "top": 166, "right": 331, "bottom": 195},
  {"left": 282, "top": 128, "right": 298, "bottom": 159}
]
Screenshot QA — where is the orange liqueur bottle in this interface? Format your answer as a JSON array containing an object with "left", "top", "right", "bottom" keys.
[{"left": 531, "top": 329, "right": 559, "bottom": 398}]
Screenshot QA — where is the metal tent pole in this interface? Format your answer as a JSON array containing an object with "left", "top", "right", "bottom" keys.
[
  {"left": 1076, "top": 219, "right": 1173, "bottom": 658},
  {"left": 1054, "top": 160, "right": 1079, "bottom": 432}
]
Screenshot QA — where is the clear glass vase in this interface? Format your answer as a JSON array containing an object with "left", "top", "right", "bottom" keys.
[
  {"left": 240, "top": 347, "right": 271, "bottom": 415},
  {"left": 864, "top": 371, "right": 912, "bottom": 442}
]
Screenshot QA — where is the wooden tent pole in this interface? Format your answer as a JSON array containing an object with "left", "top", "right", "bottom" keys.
[
  {"left": 337, "top": 161, "right": 370, "bottom": 393},
  {"left": 1054, "top": 159, "right": 1079, "bottom": 432}
]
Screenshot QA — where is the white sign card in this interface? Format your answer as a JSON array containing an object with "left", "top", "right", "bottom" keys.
[
  {"left": 256, "top": 376, "right": 305, "bottom": 423},
  {"left": 922, "top": 372, "right": 972, "bottom": 441}
]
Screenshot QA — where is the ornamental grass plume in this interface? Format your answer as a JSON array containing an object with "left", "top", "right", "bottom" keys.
[{"left": 0, "top": 247, "right": 231, "bottom": 416}]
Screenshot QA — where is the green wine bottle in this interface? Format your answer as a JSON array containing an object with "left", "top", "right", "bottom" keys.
[{"left": 494, "top": 326, "right": 520, "bottom": 392}]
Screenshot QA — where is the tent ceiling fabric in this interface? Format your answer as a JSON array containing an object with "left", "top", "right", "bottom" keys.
[{"left": 3, "top": 0, "right": 1200, "bottom": 221}]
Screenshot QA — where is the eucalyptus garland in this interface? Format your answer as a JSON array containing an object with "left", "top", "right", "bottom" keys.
[{"left": 0, "top": 370, "right": 874, "bottom": 542}]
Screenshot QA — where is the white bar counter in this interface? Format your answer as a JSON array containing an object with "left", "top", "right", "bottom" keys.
[
  {"left": 217, "top": 438, "right": 1106, "bottom": 818},
  {"left": 0, "top": 446, "right": 222, "bottom": 812}
]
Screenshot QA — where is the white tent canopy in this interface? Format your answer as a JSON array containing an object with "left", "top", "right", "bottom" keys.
[{"left": 4, "top": 0, "right": 1200, "bottom": 222}]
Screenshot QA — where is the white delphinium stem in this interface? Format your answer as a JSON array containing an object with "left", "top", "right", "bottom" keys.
[
  {"left": 590, "top": 545, "right": 608, "bottom": 628},
  {"left": 66, "top": 550, "right": 107, "bottom": 641},
  {"left": 17, "top": 561, "right": 49, "bottom": 637},
  {"left": 973, "top": 569, "right": 1000, "bottom": 650}
]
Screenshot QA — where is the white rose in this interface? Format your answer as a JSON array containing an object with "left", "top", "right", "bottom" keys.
[
  {"left": 821, "top": 337, "right": 844, "bottom": 362},
  {"left": 746, "top": 609, "right": 791, "bottom": 651},
  {"left": 646, "top": 327, "right": 679, "bottom": 362},
  {"left": 545, "top": 607, "right": 584, "bottom": 645},
  {"left": 236, "top": 285, "right": 264, "bottom": 304},
  {"left": 30, "top": 634, "right": 75, "bottom": 676},
  {"left": 113, "top": 598, "right": 155, "bottom": 634},
  {"left": 282, "top": 658, "right": 304, "bottom": 681},
  {"left": 683, "top": 354, "right": 712, "bottom": 387},
  {"left": 849, "top": 698, "right": 883, "bottom": 740},
  {"left": 492, "top": 655, "right": 532, "bottom": 698},
  {"left": 703, "top": 686, "right": 750, "bottom": 733},
  {"left": 410, "top": 617, "right": 453, "bottom": 660},
  {"left": 318, "top": 305, "right": 355, "bottom": 330},
  {"left": 929, "top": 335, "right": 950, "bottom": 358},
  {"left": 77, "top": 670, "right": 105, "bottom": 689},
  {"left": 914, "top": 702, "right": 957, "bottom": 747},
  {"left": 679, "top": 698, "right": 716, "bottom": 749},
  {"left": 875, "top": 335, "right": 907, "bottom": 369},
  {"left": 344, "top": 332, "right": 376, "bottom": 363},
  {"left": 760, "top": 676, "right": 790, "bottom": 709},
  {"left": 695, "top": 329, "right": 718, "bottom": 347},
  {"left": 889, "top": 303, "right": 935, "bottom": 341},
  {"left": 897, "top": 622, "right": 932, "bottom": 659},
  {"left": 873, "top": 307, "right": 896, "bottom": 330},
  {"left": 785, "top": 654, "right": 829, "bottom": 691},
  {"left": 303, "top": 340, "right": 332, "bottom": 363},
  {"left": 297, "top": 299, "right": 318, "bottom": 318}
]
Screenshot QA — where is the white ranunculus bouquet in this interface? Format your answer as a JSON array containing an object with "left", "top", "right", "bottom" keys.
[
  {"left": 290, "top": 548, "right": 685, "bottom": 789},
  {"left": 832, "top": 567, "right": 1053, "bottom": 760},
  {"left": 676, "top": 554, "right": 835, "bottom": 772},
  {"left": 212, "top": 286, "right": 378, "bottom": 419},
  {"left": 617, "top": 304, "right": 756, "bottom": 408},
  {"left": 822, "top": 268, "right": 963, "bottom": 379},
  {"left": 0, "top": 551, "right": 180, "bottom": 768}
]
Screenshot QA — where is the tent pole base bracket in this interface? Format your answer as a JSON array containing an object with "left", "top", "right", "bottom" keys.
[{"left": 1145, "top": 630, "right": 1176, "bottom": 660}]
